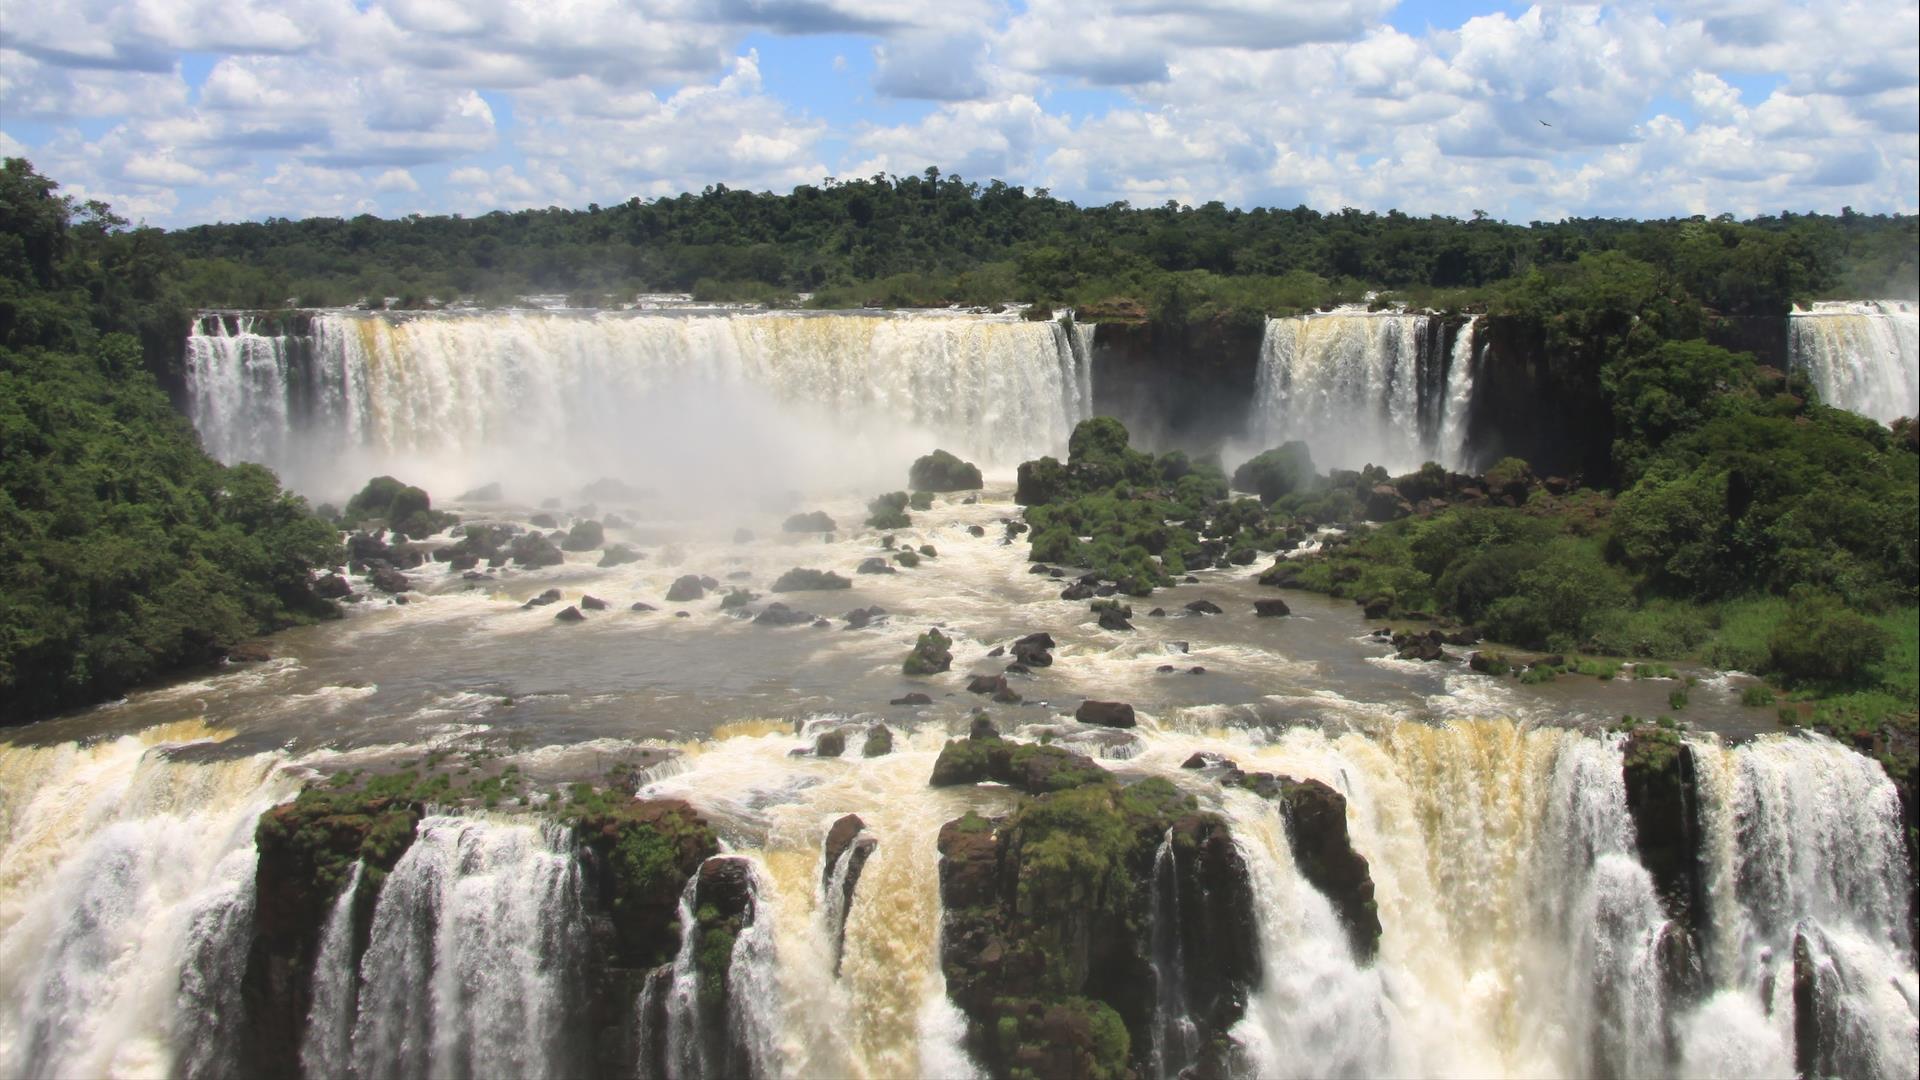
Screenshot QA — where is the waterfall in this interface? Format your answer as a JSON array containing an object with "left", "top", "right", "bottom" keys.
[
  {"left": 0, "top": 727, "right": 291, "bottom": 1079},
  {"left": 6, "top": 715, "right": 1912, "bottom": 1080},
  {"left": 1226, "top": 788, "right": 1391, "bottom": 1079},
  {"left": 185, "top": 310, "right": 1091, "bottom": 500},
  {"left": 1687, "top": 734, "right": 1917, "bottom": 1080},
  {"left": 1251, "top": 308, "right": 1474, "bottom": 473},
  {"left": 1788, "top": 300, "right": 1920, "bottom": 424},
  {"left": 1438, "top": 317, "right": 1479, "bottom": 471},
  {"left": 300, "top": 860, "right": 363, "bottom": 1078},
  {"left": 350, "top": 815, "right": 585, "bottom": 1080},
  {"left": 1147, "top": 829, "right": 1200, "bottom": 1078}
]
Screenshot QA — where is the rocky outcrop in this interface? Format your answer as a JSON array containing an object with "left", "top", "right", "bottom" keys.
[
  {"left": 936, "top": 775, "right": 1261, "bottom": 1080},
  {"left": 903, "top": 629, "right": 954, "bottom": 675},
  {"left": 576, "top": 800, "right": 721, "bottom": 1079},
  {"left": 241, "top": 790, "right": 423, "bottom": 1079},
  {"left": 909, "top": 449, "right": 985, "bottom": 492},
  {"left": 1230, "top": 772, "right": 1380, "bottom": 961},
  {"left": 1075, "top": 700, "right": 1137, "bottom": 729},
  {"left": 929, "top": 732, "right": 1110, "bottom": 795},
  {"left": 771, "top": 567, "right": 852, "bottom": 592},
  {"left": 821, "top": 816, "right": 878, "bottom": 973},
  {"left": 1621, "top": 728, "right": 1708, "bottom": 998}
]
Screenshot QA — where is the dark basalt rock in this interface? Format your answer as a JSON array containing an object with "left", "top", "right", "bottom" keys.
[
  {"left": 1253, "top": 598, "right": 1291, "bottom": 617},
  {"left": 630, "top": 601, "right": 657, "bottom": 613},
  {"left": 1029, "top": 564, "right": 1054, "bottom": 575},
  {"left": 843, "top": 605, "right": 888, "bottom": 629},
  {"left": 1469, "top": 650, "right": 1510, "bottom": 675},
  {"left": 889, "top": 693, "right": 933, "bottom": 706},
  {"left": 562, "top": 520, "right": 606, "bottom": 551},
  {"left": 968, "top": 674, "right": 1007, "bottom": 695},
  {"left": 815, "top": 729, "right": 847, "bottom": 757},
  {"left": 1182, "top": 751, "right": 1237, "bottom": 770},
  {"left": 554, "top": 605, "right": 586, "bottom": 622},
  {"left": 665, "top": 574, "right": 707, "bottom": 602},
  {"left": 598, "top": 544, "right": 643, "bottom": 568},
  {"left": 863, "top": 725, "right": 894, "bottom": 756},
  {"left": 314, "top": 573, "right": 353, "bottom": 600},
  {"left": 1622, "top": 729, "right": 1708, "bottom": 1000},
  {"left": 772, "top": 567, "right": 852, "bottom": 591},
  {"left": 1231, "top": 773, "right": 1380, "bottom": 961},
  {"left": 821, "top": 816, "right": 879, "bottom": 973},
  {"left": 1184, "top": 599, "right": 1223, "bottom": 615},
  {"left": 369, "top": 566, "right": 410, "bottom": 594},
  {"left": 581, "top": 595, "right": 609, "bottom": 611},
  {"left": 529, "top": 512, "right": 559, "bottom": 528},
  {"left": 1075, "top": 700, "right": 1137, "bottom": 729},
  {"left": 967, "top": 525, "right": 986, "bottom": 537},
  {"left": 523, "top": 587, "right": 563, "bottom": 608},
  {"left": 1396, "top": 630, "right": 1447, "bottom": 662},
  {"left": 1059, "top": 582, "right": 1096, "bottom": 601},
  {"left": 783, "top": 510, "right": 836, "bottom": 532},
  {"left": 754, "top": 602, "right": 815, "bottom": 627},
  {"left": 509, "top": 532, "right": 564, "bottom": 568},
  {"left": 1362, "top": 597, "right": 1392, "bottom": 619},
  {"left": 969, "top": 713, "right": 1000, "bottom": 740},
  {"left": 1011, "top": 632, "right": 1055, "bottom": 667},
  {"left": 857, "top": 557, "right": 897, "bottom": 575},
  {"left": 1096, "top": 610, "right": 1134, "bottom": 632}
]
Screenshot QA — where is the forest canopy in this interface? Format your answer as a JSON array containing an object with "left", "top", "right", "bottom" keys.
[{"left": 161, "top": 167, "right": 1918, "bottom": 320}]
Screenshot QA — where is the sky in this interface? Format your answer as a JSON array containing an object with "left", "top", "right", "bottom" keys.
[{"left": 0, "top": 1, "right": 1915, "bottom": 227}]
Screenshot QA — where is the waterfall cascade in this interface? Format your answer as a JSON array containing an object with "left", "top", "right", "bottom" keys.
[
  {"left": 1, "top": 719, "right": 1912, "bottom": 1079},
  {"left": 1251, "top": 308, "right": 1477, "bottom": 473},
  {"left": 185, "top": 310, "right": 1093, "bottom": 501},
  {"left": 1788, "top": 300, "right": 1919, "bottom": 424}
]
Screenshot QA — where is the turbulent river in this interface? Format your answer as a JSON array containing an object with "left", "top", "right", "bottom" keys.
[{"left": 1, "top": 308, "right": 1914, "bottom": 1079}]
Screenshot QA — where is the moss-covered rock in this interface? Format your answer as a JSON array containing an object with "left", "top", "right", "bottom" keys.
[
  {"left": 937, "top": 777, "right": 1259, "bottom": 1079},
  {"left": 782, "top": 510, "right": 836, "bottom": 532},
  {"left": 243, "top": 781, "right": 425, "bottom": 1078},
  {"left": 904, "top": 628, "right": 954, "bottom": 675},
  {"left": 343, "top": 475, "right": 457, "bottom": 539},
  {"left": 911, "top": 449, "right": 986, "bottom": 492},
  {"left": 929, "top": 733, "right": 1112, "bottom": 794}
]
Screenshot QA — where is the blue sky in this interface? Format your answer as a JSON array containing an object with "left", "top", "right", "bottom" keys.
[{"left": 1, "top": 1, "right": 1914, "bottom": 226}]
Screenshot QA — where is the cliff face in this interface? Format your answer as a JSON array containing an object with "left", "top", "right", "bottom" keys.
[
  {"left": 1087, "top": 316, "right": 1267, "bottom": 452},
  {"left": 1464, "top": 315, "right": 1614, "bottom": 480}
]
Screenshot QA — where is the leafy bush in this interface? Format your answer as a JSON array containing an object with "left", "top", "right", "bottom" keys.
[
  {"left": 908, "top": 449, "right": 983, "bottom": 491},
  {"left": 1766, "top": 590, "right": 1892, "bottom": 686},
  {"left": 1232, "top": 442, "right": 1318, "bottom": 504}
]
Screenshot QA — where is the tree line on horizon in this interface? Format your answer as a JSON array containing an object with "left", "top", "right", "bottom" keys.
[{"left": 162, "top": 166, "right": 1918, "bottom": 323}]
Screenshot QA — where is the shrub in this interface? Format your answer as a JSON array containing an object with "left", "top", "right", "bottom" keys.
[
  {"left": 1232, "top": 442, "right": 1319, "bottom": 504},
  {"left": 1766, "top": 590, "right": 1892, "bottom": 685},
  {"left": 866, "top": 491, "right": 911, "bottom": 529}
]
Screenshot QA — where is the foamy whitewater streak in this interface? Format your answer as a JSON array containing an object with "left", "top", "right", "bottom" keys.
[
  {"left": 0, "top": 724, "right": 295, "bottom": 1078},
  {"left": 349, "top": 815, "right": 586, "bottom": 1080},
  {"left": 1788, "top": 300, "right": 1919, "bottom": 424},
  {"left": 186, "top": 310, "right": 1092, "bottom": 500},
  {"left": 1438, "top": 317, "right": 1479, "bottom": 471},
  {"left": 1251, "top": 308, "right": 1471, "bottom": 473}
]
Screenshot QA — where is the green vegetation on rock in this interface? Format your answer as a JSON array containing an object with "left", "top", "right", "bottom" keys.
[{"left": 910, "top": 449, "right": 984, "bottom": 492}]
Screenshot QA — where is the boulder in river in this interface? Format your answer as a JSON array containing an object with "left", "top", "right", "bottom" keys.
[
  {"left": 1075, "top": 700, "right": 1136, "bottom": 728},
  {"left": 903, "top": 629, "right": 953, "bottom": 675},
  {"left": 664, "top": 574, "right": 707, "bottom": 602},
  {"left": 889, "top": 693, "right": 933, "bottom": 706},
  {"left": 509, "top": 533, "right": 564, "bottom": 568},
  {"left": 369, "top": 566, "right": 410, "bottom": 594},
  {"left": 1185, "top": 599, "right": 1223, "bottom": 615},
  {"left": 782, "top": 510, "right": 836, "bottom": 533},
  {"left": 856, "top": 557, "right": 897, "bottom": 575},
  {"left": 523, "top": 588, "right": 562, "bottom": 608},
  {"left": 561, "top": 520, "right": 605, "bottom": 551},
  {"left": 772, "top": 567, "right": 852, "bottom": 592},
  {"left": 753, "top": 602, "right": 815, "bottom": 627},
  {"left": 581, "top": 595, "right": 608, "bottom": 611},
  {"left": 908, "top": 449, "right": 984, "bottom": 492},
  {"left": 598, "top": 544, "right": 642, "bottom": 567},
  {"left": 314, "top": 573, "right": 353, "bottom": 600},
  {"left": 554, "top": 605, "right": 585, "bottom": 622},
  {"left": 1254, "top": 598, "right": 1291, "bottom": 617}
]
